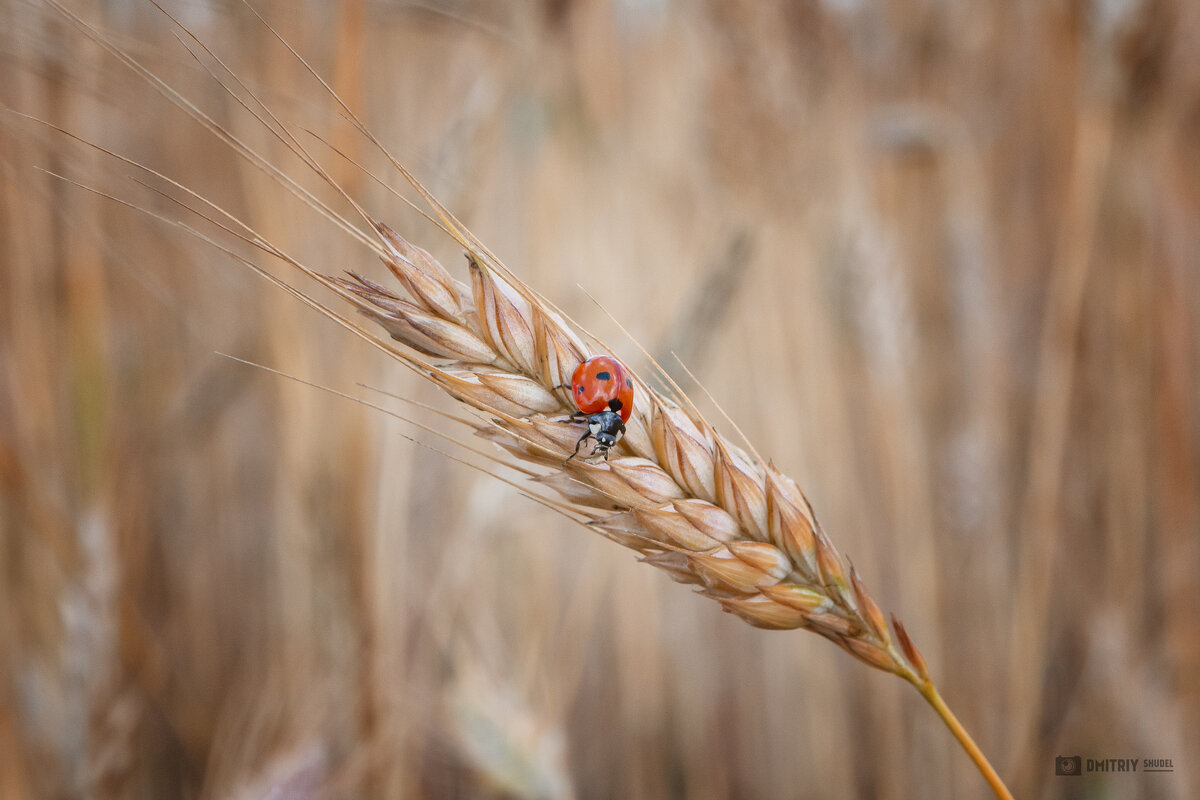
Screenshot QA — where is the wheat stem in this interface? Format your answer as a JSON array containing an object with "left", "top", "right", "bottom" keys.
[{"left": 915, "top": 680, "right": 1014, "bottom": 800}]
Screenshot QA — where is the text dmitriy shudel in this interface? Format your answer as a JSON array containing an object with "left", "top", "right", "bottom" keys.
[{"left": 1085, "top": 758, "right": 1175, "bottom": 772}]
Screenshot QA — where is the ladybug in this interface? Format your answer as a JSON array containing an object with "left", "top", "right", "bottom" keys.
[{"left": 565, "top": 355, "right": 634, "bottom": 461}]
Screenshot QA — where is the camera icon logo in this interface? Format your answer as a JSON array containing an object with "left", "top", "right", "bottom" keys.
[{"left": 1056, "top": 755, "right": 1082, "bottom": 776}]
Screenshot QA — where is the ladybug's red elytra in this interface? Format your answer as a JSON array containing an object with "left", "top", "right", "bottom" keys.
[{"left": 566, "top": 355, "right": 634, "bottom": 461}]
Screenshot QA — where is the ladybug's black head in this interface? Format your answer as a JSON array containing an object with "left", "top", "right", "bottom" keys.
[
  {"left": 586, "top": 410, "right": 626, "bottom": 452},
  {"left": 568, "top": 409, "right": 628, "bottom": 463}
]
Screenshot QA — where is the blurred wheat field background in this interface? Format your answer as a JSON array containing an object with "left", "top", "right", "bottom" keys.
[{"left": 2, "top": 0, "right": 1198, "bottom": 798}]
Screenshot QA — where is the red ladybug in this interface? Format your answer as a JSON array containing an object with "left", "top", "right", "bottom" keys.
[{"left": 566, "top": 355, "right": 634, "bottom": 461}]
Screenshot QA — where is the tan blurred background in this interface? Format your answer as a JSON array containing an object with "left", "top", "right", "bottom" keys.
[{"left": 2, "top": 1, "right": 1199, "bottom": 798}]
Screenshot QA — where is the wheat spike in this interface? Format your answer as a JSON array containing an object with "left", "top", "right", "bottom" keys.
[{"left": 340, "top": 221, "right": 924, "bottom": 682}]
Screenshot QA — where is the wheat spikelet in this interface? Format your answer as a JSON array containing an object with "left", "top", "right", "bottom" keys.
[{"left": 337, "top": 221, "right": 929, "bottom": 683}]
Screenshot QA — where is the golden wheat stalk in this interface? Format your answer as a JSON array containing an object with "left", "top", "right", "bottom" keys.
[{"left": 332, "top": 215, "right": 1010, "bottom": 797}]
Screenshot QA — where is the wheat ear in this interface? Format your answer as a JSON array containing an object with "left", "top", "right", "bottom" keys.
[
  {"left": 342, "top": 223, "right": 906, "bottom": 659},
  {"left": 333, "top": 216, "right": 1011, "bottom": 798}
]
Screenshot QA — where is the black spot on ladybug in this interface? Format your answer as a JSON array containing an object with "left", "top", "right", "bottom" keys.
[
  {"left": 596, "top": 371, "right": 611, "bottom": 380},
  {"left": 576, "top": 386, "right": 583, "bottom": 393},
  {"left": 625, "top": 378, "right": 632, "bottom": 387},
  {"left": 608, "top": 398, "right": 623, "bottom": 412}
]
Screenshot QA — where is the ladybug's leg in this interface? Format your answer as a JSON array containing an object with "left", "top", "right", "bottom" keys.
[{"left": 565, "top": 430, "right": 592, "bottom": 462}]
